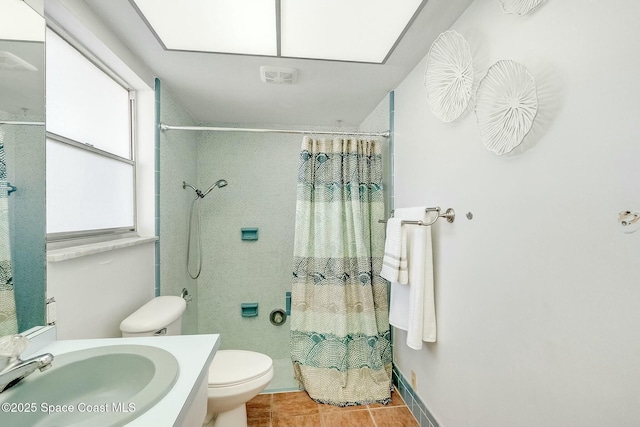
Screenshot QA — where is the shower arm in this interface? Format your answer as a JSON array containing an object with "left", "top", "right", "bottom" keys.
[{"left": 183, "top": 181, "right": 205, "bottom": 199}]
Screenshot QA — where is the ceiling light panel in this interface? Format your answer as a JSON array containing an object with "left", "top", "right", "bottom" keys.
[
  {"left": 132, "top": 0, "right": 277, "bottom": 56},
  {"left": 280, "top": 0, "right": 423, "bottom": 63}
]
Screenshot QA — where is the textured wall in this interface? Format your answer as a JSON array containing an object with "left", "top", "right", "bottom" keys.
[
  {"left": 392, "top": 0, "right": 640, "bottom": 425},
  {"left": 159, "top": 84, "right": 199, "bottom": 334},
  {"left": 195, "top": 128, "right": 300, "bottom": 357}
]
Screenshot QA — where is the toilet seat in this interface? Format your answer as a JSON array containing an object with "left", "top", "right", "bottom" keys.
[{"left": 208, "top": 350, "right": 273, "bottom": 388}]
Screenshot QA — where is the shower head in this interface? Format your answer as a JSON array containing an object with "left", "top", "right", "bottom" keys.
[
  {"left": 201, "top": 179, "right": 228, "bottom": 198},
  {"left": 215, "top": 179, "right": 229, "bottom": 188}
]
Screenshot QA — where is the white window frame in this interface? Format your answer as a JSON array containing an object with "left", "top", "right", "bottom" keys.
[{"left": 46, "top": 27, "right": 137, "bottom": 241}]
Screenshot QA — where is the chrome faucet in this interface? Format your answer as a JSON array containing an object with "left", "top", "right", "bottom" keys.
[{"left": 0, "top": 335, "right": 54, "bottom": 393}]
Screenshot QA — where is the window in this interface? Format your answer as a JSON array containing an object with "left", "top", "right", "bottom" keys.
[{"left": 46, "top": 28, "right": 135, "bottom": 238}]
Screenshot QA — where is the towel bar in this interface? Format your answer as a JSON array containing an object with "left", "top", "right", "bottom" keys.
[{"left": 378, "top": 207, "right": 455, "bottom": 227}]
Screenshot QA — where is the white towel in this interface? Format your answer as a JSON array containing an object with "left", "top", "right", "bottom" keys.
[
  {"left": 388, "top": 207, "right": 437, "bottom": 349},
  {"left": 379, "top": 218, "right": 408, "bottom": 284}
]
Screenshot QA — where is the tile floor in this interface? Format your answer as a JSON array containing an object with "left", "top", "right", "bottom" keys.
[{"left": 247, "top": 388, "right": 419, "bottom": 427}]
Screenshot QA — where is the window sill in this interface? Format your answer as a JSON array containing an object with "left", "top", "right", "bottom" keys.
[{"left": 47, "top": 236, "right": 158, "bottom": 263}]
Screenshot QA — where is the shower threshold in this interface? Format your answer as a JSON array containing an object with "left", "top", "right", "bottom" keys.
[{"left": 264, "top": 357, "right": 299, "bottom": 393}]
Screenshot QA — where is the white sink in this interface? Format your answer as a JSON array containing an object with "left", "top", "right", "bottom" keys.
[{"left": 0, "top": 344, "right": 179, "bottom": 427}]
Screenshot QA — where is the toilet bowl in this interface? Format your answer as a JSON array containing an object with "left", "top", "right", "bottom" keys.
[
  {"left": 120, "top": 296, "right": 273, "bottom": 427},
  {"left": 205, "top": 349, "right": 274, "bottom": 427}
]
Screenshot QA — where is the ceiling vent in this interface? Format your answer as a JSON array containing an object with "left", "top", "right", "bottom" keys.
[
  {"left": 260, "top": 66, "right": 297, "bottom": 84},
  {"left": 0, "top": 51, "right": 37, "bottom": 72}
]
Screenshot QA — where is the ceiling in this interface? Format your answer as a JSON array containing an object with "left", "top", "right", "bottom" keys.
[
  {"left": 83, "top": 0, "right": 474, "bottom": 127},
  {"left": 130, "top": 0, "right": 424, "bottom": 63}
]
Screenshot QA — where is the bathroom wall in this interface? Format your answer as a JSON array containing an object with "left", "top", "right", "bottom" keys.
[
  {"left": 390, "top": 0, "right": 640, "bottom": 426},
  {"left": 158, "top": 82, "right": 199, "bottom": 334},
  {"left": 359, "top": 93, "right": 392, "bottom": 215},
  {"left": 195, "top": 126, "right": 300, "bottom": 358},
  {"left": 47, "top": 244, "right": 155, "bottom": 338},
  {"left": 45, "top": 0, "right": 157, "bottom": 339}
]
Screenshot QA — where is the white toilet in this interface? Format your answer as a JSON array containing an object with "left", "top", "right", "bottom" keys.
[{"left": 120, "top": 296, "right": 274, "bottom": 427}]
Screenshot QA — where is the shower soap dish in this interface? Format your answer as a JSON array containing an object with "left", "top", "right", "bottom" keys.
[
  {"left": 241, "top": 228, "right": 258, "bottom": 241},
  {"left": 241, "top": 303, "right": 259, "bottom": 318}
]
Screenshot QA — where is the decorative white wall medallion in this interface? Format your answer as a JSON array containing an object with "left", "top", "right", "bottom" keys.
[
  {"left": 424, "top": 30, "right": 474, "bottom": 122},
  {"left": 498, "top": 0, "right": 544, "bottom": 15},
  {"left": 475, "top": 60, "right": 537, "bottom": 155}
]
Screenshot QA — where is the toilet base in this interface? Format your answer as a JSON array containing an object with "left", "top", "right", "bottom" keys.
[{"left": 204, "top": 403, "right": 247, "bottom": 427}]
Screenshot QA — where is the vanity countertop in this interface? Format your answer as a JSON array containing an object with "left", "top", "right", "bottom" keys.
[{"left": 30, "top": 333, "right": 219, "bottom": 427}]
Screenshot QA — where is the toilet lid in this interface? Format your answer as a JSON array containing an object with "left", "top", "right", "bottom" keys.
[
  {"left": 120, "top": 296, "right": 186, "bottom": 333},
  {"left": 208, "top": 350, "right": 273, "bottom": 387}
]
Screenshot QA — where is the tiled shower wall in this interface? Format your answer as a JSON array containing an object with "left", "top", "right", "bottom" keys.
[
  {"left": 158, "top": 81, "right": 199, "bottom": 334},
  {"left": 194, "top": 126, "right": 300, "bottom": 358}
]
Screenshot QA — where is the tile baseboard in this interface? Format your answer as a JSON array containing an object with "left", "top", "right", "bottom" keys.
[{"left": 392, "top": 364, "right": 440, "bottom": 427}]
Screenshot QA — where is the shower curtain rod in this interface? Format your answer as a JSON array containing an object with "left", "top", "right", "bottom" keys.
[
  {"left": 160, "top": 123, "right": 390, "bottom": 138},
  {"left": 0, "top": 120, "right": 45, "bottom": 126}
]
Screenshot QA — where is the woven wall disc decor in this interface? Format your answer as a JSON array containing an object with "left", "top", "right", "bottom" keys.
[
  {"left": 424, "top": 30, "right": 474, "bottom": 123},
  {"left": 498, "top": 0, "right": 544, "bottom": 15},
  {"left": 475, "top": 60, "right": 537, "bottom": 155}
]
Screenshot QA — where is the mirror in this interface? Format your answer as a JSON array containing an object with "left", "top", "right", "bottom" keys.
[{"left": 0, "top": 0, "right": 46, "bottom": 335}]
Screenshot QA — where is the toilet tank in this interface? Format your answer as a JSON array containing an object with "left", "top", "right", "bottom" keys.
[{"left": 120, "top": 296, "right": 187, "bottom": 337}]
